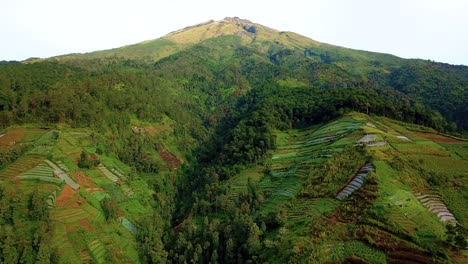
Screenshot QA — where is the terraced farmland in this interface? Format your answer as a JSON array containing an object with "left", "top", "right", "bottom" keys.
[
  {"left": 15, "top": 161, "right": 62, "bottom": 184},
  {"left": 336, "top": 163, "right": 374, "bottom": 200},
  {"left": 0, "top": 154, "right": 44, "bottom": 181},
  {"left": 226, "top": 113, "right": 467, "bottom": 263},
  {"left": 256, "top": 116, "right": 365, "bottom": 215},
  {"left": 415, "top": 190, "right": 458, "bottom": 224},
  {"left": 0, "top": 113, "right": 465, "bottom": 263},
  {"left": 323, "top": 240, "right": 387, "bottom": 264},
  {"left": 98, "top": 164, "right": 120, "bottom": 183},
  {"left": 0, "top": 126, "right": 160, "bottom": 263}
]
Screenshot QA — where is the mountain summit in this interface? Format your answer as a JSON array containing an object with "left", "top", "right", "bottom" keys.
[
  {"left": 163, "top": 17, "right": 315, "bottom": 47},
  {"left": 54, "top": 17, "right": 320, "bottom": 62}
]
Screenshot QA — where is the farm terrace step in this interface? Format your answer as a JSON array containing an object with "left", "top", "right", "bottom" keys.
[
  {"left": 397, "top": 135, "right": 411, "bottom": 141},
  {"left": 414, "top": 191, "right": 458, "bottom": 224},
  {"left": 336, "top": 163, "right": 375, "bottom": 200},
  {"left": 356, "top": 134, "right": 377, "bottom": 144},
  {"left": 97, "top": 164, "right": 119, "bottom": 183},
  {"left": 367, "top": 141, "right": 387, "bottom": 147},
  {"left": 118, "top": 216, "right": 137, "bottom": 234},
  {"left": 45, "top": 160, "right": 80, "bottom": 190},
  {"left": 306, "top": 135, "right": 338, "bottom": 145}
]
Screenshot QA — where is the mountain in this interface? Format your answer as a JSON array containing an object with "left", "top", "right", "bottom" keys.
[
  {"left": 0, "top": 18, "right": 467, "bottom": 263},
  {"left": 40, "top": 17, "right": 468, "bottom": 131}
]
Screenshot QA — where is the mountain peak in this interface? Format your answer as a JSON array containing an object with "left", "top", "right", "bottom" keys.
[
  {"left": 52, "top": 17, "right": 320, "bottom": 62},
  {"left": 163, "top": 17, "right": 259, "bottom": 44},
  {"left": 221, "top": 16, "right": 253, "bottom": 24}
]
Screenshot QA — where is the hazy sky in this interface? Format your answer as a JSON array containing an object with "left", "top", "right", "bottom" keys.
[{"left": 2, "top": 0, "right": 468, "bottom": 65}]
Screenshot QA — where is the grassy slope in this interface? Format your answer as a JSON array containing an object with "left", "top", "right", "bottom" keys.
[
  {"left": 226, "top": 112, "right": 467, "bottom": 263},
  {"left": 48, "top": 17, "right": 402, "bottom": 73}
]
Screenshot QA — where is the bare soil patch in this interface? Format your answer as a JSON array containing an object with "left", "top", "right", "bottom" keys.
[
  {"left": 15, "top": 178, "right": 21, "bottom": 187},
  {"left": 56, "top": 185, "right": 78, "bottom": 207},
  {"left": 78, "top": 219, "right": 93, "bottom": 231},
  {"left": 0, "top": 128, "right": 27, "bottom": 148},
  {"left": 160, "top": 149, "right": 181, "bottom": 170},
  {"left": 132, "top": 124, "right": 171, "bottom": 135},
  {"left": 419, "top": 133, "right": 462, "bottom": 143},
  {"left": 72, "top": 171, "right": 96, "bottom": 188},
  {"left": 66, "top": 226, "right": 78, "bottom": 233}
]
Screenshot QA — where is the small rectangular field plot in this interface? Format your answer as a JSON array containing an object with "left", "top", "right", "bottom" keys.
[
  {"left": 0, "top": 155, "right": 43, "bottom": 179},
  {"left": 324, "top": 240, "right": 387, "bottom": 264}
]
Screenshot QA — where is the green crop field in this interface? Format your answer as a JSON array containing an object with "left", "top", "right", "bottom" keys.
[
  {"left": 0, "top": 154, "right": 44, "bottom": 180},
  {"left": 323, "top": 240, "right": 387, "bottom": 264}
]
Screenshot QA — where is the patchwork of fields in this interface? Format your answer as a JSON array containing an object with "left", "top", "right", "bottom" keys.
[
  {"left": 1, "top": 113, "right": 466, "bottom": 263},
  {"left": 0, "top": 127, "right": 156, "bottom": 263},
  {"left": 226, "top": 113, "right": 468, "bottom": 263}
]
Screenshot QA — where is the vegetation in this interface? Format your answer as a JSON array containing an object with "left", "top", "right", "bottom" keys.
[{"left": 0, "top": 17, "right": 466, "bottom": 263}]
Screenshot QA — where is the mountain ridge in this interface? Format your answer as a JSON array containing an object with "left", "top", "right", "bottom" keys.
[{"left": 41, "top": 17, "right": 408, "bottom": 66}]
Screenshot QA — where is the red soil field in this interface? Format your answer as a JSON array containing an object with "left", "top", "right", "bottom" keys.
[
  {"left": 116, "top": 210, "right": 124, "bottom": 218},
  {"left": 78, "top": 219, "right": 93, "bottom": 231},
  {"left": 0, "top": 128, "right": 26, "bottom": 148},
  {"left": 160, "top": 150, "right": 181, "bottom": 170},
  {"left": 15, "top": 178, "right": 21, "bottom": 187},
  {"left": 419, "top": 133, "right": 462, "bottom": 143},
  {"left": 405, "top": 131, "right": 463, "bottom": 143},
  {"left": 66, "top": 226, "right": 78, "bottom": 233},
  {"left": 56, "top": 185, "right": 78, "bottom": 207},
  {"left": 72, "top": 171, "right": 96, "bottom": 188}
]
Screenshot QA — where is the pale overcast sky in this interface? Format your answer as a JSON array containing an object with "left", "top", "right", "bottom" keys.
[{"left": 2, "top": 0, "right": 467, "bottom": 65}]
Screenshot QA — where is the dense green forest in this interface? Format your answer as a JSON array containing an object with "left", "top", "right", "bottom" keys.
[{"left": 0, "top": 18, "right": 467, "bottom": 263}]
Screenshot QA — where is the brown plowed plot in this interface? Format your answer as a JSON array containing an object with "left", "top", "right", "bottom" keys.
[
  {"left": 146, "top": 125, "right": 171, "bottom": 135},
  {"left": 72, "top": 171, "right": 96, "bottom": 188},
  {"left": 405, "top": 131, "right": 462, "bottom": 143},
  {"left": 160, "top": 150, "right": 181, "bottom": 170},
  {"left": 56, "top": 185, "right": 78, "bottom": 207},
  {"left": 419, "top": 133, "right": 462, "bottom": 143},
  {"left": 66, "top": 226, "right": 78, "bottom": 233},
  {"left": 345, "top": 133, "right": 363, "bottom": 138},
  {"left": 0, "top": 128, "right": 26, "bottom": 148},
  {"left": 78, "top": 219, "right": 92, "bottom": 231},
  {"left": 116, "top": 210, "right": 124, "bottom": 218}
]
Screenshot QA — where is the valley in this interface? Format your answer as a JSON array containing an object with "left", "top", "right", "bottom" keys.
[{"left": 0, "top": 17, "right": 467, "bottom": 263}]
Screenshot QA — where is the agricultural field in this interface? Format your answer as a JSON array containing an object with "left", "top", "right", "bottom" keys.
[
  {"left": 0, "top": 112, "right": 466, "bottom": 263},
  {"left": 0, "top": 125, "right": 167, "bottom": 263},
  {"left": 226, "top": 113, "right": 468, "bottom": 263}
]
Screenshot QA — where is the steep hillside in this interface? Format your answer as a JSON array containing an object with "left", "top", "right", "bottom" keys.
[
  {"left": 37, "top": 17, "right": 468, "bottom": 130},
  {"left": 0, "top": 17, "right": 467, "bottom": 263},
  {"left": 171, "top": 112, "right": 467, "bottom": 263}
]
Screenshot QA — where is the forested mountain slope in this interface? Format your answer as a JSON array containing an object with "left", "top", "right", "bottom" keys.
[{"left": 0, "top": 17, "right": 467, "bottom": 263}]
